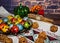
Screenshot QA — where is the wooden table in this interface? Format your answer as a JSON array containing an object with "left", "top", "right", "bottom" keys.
[{"left": 44, "top": 14, "right": 60, "bottom": 26}]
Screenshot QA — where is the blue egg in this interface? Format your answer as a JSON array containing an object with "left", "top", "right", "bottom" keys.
[
  {"left": 17, "top": 24, "right": 23, "bottom": 31},
  {"left": 9, "top": 24, "right": 13, "bottom": 28},
  {"left": 3, "top": 17, "right": 8, "bottom": 22}
]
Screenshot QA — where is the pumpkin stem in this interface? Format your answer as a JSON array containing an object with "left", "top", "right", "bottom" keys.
[
  {"left": 20, "top": 4, "right": 22, "bottom": 6},
  {"left": 19, "top": 4, "right": 22, "bottom": 9}
]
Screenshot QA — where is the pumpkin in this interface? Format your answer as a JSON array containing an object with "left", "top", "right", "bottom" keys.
[
  {"left": 14, "top": 4, "right": 29, "bottom": 18},
  {"left": 38, "top": 9, "right": 44, "bottom": 16}
]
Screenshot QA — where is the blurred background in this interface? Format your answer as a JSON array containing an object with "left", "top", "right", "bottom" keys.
[{"left": 0, "top": 0, "right": 60, "bottom": 25}]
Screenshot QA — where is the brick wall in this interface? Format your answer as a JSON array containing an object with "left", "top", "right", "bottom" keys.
[{"left": 0, "top": 0, "right": 60, "bottom": 14}]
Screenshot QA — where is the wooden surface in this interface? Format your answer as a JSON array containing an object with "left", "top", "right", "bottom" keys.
[
  {"left": 44, "top": 14, "right": 60, "bottom": 26},
  {"left": 54, "top": 20, "right": 60, "bottom": 26}
]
